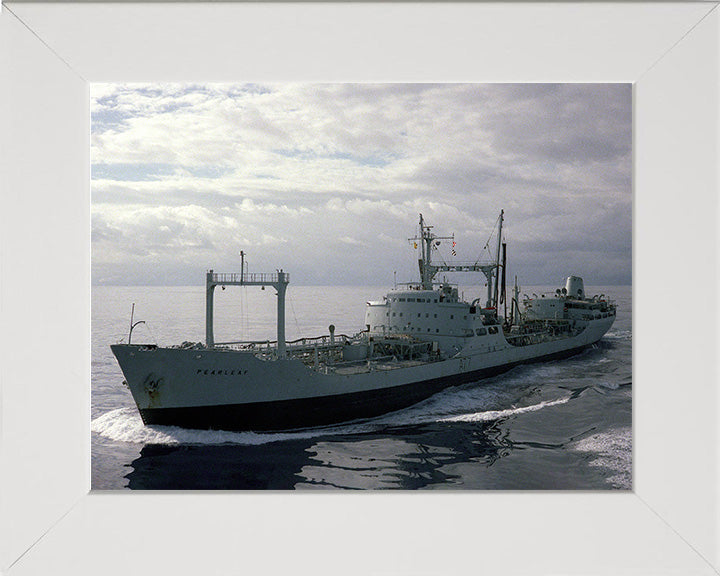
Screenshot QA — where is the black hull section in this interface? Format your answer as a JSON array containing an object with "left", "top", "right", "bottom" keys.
[{"left": 139, "top": 343, "right": 593, "bottom": 432}]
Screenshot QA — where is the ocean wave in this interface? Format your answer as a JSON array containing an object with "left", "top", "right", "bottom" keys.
[
  {"left": 593, "top": 380, "right": 619, "bottom": 390},
  {"left": 572, "top": 427, "right": 632, "bottom": 489}
]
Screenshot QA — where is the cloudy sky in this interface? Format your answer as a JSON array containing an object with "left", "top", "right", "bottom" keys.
[{"left": 91, "top": 83, "right": 631, "bottom": 287}]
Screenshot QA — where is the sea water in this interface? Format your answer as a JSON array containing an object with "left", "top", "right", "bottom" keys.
[{"left": 91, "top": 284, "right": 632, "bottom": 490}]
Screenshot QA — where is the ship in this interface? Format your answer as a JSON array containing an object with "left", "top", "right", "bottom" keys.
[{"left": 111, "top": 211, "right": 616, "bottom": 431}]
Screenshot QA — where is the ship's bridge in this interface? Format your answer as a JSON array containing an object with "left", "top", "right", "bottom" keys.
[{"left": 364, "top": 286, "right": 497, "bottom": 347}]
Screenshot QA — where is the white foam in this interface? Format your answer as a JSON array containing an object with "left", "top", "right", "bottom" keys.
[
  {"left": 604, "top": 330, "right": 632, "bottom": 340},
  {"left": 91, "top": 408, "right": 334, "bottom": 445},
  {"left": 572, "top": 427, "right": 632, "bottom": 489},
  {"left": 438, "top": 396, "right": 570, "bottom": 422}
]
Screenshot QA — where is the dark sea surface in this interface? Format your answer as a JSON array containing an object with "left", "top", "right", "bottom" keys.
[{"left": 92, "top": 284, "right": 631, "bottom": 490}]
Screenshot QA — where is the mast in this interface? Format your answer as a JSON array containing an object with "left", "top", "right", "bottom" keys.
[
  {"left": 419, "top": 213, "right": 432, "bottom": 289},
  {"left": 493, "top": 210, "right": 504, "bottom": 308},
  {"left": 512, "top": 276, "right": 521, "bottom": 326},
  {"left": 411, "top": 213, "right": 453, "bottom": 290},
  {"left": 408, "top": 211, "right": 504, "bottom": 307},
  {"left": 501, "top": 241, "right": 507, "bottom": 319}
]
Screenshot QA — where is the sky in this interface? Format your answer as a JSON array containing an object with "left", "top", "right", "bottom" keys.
[{"left": 91, "top": 83, "right": 632, "bottom": 287}]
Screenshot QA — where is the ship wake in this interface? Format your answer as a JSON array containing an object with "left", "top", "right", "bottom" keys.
[
  {"left": 437, "top": 396, "right": 569, "bottom": 422},
  {"left": 92, "top": 374, "right": 572, "bottom": 446}
]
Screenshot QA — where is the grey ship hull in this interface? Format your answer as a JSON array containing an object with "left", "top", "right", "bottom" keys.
[
  {"left": 127, "top": 343, "right": 590, "bottom": 431},
  {"left": 111, "top": 316, "right": 612, "bottom": 432}
]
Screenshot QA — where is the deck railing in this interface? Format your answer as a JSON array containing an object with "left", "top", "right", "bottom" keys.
[
  {"left": 215, "top": 333, "right": 352, "bottom": 351},
  {"left": 211, "top": 272, "right": 287, "bottom": 284}
]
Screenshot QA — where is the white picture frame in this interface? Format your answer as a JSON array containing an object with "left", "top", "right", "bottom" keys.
[{"left": 1, "top": 2, "right": 718, "bottom": 574}]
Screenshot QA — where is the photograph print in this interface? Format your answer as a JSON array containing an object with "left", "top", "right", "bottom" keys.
[{"left": 91, "top": 83, "right": 631, "bottom": 490}]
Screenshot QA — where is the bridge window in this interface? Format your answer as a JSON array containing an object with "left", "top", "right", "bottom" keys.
[{"left": 476, "top": 328, "right": 487, "bottom": 336}]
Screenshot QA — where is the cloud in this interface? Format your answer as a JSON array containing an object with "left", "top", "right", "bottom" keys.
[{"left": 92, "top": 83, "right": 631, "bottom": 286}]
